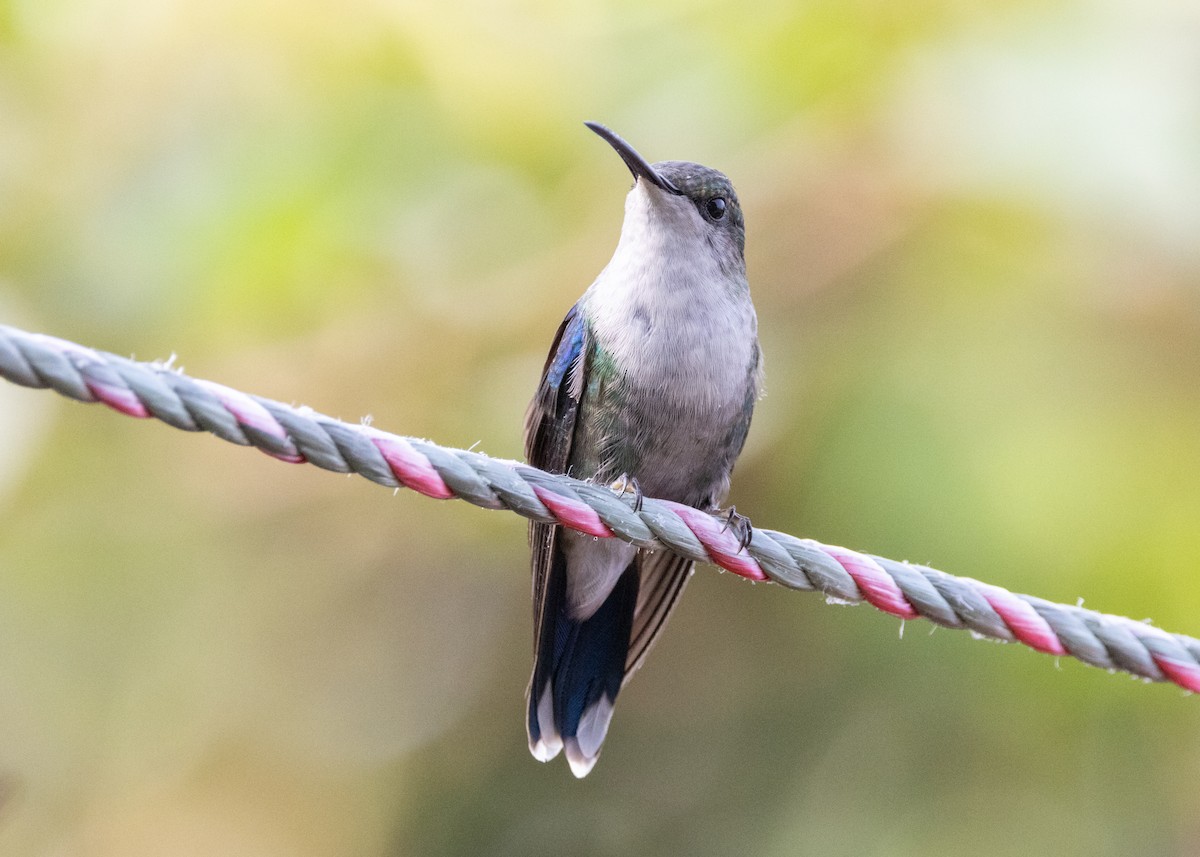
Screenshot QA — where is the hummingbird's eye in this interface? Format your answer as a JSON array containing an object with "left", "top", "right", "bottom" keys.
[{"left": 705, "top": 197, "right": 727, "bottom": 221}]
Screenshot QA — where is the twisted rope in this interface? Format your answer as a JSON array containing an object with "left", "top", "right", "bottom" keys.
[{"left": 2, "top": 322, "right": 1198, "bottom": 694}]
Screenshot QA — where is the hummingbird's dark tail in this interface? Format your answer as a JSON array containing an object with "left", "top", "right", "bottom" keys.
[{"left": 526, "top": 543, "right": 639, "bottom": 778}]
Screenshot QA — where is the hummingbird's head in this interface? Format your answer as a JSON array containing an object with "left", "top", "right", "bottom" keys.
[{"left": 585, "top": 122, "right": 746, "bottom": 272}]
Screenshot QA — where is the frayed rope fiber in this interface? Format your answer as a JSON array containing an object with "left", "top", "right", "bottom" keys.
[{"left": 2, "top": 322, "right": 1198, "bottom": 694}]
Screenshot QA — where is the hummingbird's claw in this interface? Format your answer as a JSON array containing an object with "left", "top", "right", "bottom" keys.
[
  {"left": 719, "top": 506, "right": 754, "bottom": 552},
  {"left": 610, "top": 473, "right": 644, "bottom": 512}
]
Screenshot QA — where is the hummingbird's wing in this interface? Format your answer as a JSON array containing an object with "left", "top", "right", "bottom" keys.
[
  {"left": 527, "top": 304, "right": 632, "bottom": 776},
  {"left": 523, "top": 304, "right": 586, "bottom": 471},
  {"left": 625, "top": 550, "right": 693, "bottom": 679},
  {"left": 524, "top": 303, "right": 589, "bottom": 620}
]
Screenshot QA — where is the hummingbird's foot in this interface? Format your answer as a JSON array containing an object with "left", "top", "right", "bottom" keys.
[
  {"left": 609, "top": 473, "right": 644, "bottom": 512},
  {"left": 719, "top": 506, "right": 754, "bottom": 551}
]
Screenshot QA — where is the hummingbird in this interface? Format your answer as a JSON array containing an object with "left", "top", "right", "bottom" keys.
[{"left": 524, "top": 122, "right": 762, "bottom": 777}]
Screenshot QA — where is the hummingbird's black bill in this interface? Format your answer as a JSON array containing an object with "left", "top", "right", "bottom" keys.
[{"left": 585, "top": 122, "right": 681, "bottom": 195}]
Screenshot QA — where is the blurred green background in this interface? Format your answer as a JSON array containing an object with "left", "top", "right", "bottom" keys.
[{"left": 0, "top": 0, "right": 1198, "bottom": 854}]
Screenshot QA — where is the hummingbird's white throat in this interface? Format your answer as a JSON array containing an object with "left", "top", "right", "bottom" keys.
[{"left": 583, "top": 180, "right": 758, "bottom": 410}]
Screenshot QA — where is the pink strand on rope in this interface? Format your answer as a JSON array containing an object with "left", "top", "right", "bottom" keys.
[
  {"left": 1151, "top": 656, "right": 1200, "bottom": 694},
  {"left": 978, "top": 583, "right": 1067, "bottom": 655},
  {"left": 197, "top": 380, "right": 305, "bottom": 463},
  {"left": 370, "top": 434, "right": 455, "bottom": 499},
  {"left": 822, "top": 543, "right": 920, "bottom": 618},
  {"left": 88, "top": 380, "right": 150, "bottom": 418},
  {"left": 665, "top": 502, "right": 767, "bottom": 581},
  {"left": 532, "top": 486, "right": 615, "bottom": 538},
  {"left": 32, "top": 334, "right": 151, "bottom": 418},
  {"left": 1122, "top": 620, "right": 1200, "bottom": 693}
]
